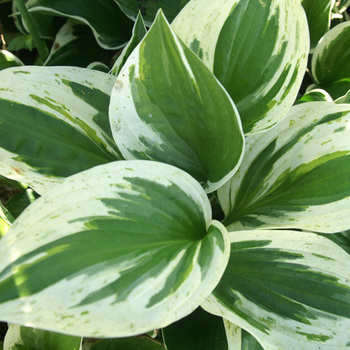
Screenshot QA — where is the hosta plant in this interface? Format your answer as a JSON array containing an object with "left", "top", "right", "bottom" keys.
[{"left": 0, "top": 0, "right": 350, "bottom": 349}]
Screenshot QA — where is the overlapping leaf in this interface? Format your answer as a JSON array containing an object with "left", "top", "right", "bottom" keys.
[
  {"left": 25, "top": 0, "right": 133, "bottom": 49},
  {"left": 0, "top": 66, "right": 122, "bottom": 194},
  {"left": 0, "top": 161, "right": 230, "bottom": 337},
  {"left": 202, "top": 230, "right": 350, "bottom": 349},
  {"left": 301, "top": 0, "right": 335, "bottom": 50},
  {"left": 113, "top": 0, "right": 190, "bottom": 26},
  {"left": 109, "top": 11, "right": 244, "bottom": 193},
  {"left": 172, "top": 0, "right": 309, "bottom": 134},
  {"left": 311, "top": 21, "right": 350, "bottom": 99},
  {"left": 219, "top": 102, "right": 350, "bottom": 233},
  {"left": 4, "top": 324, "right": 82, "bottom": 350}
]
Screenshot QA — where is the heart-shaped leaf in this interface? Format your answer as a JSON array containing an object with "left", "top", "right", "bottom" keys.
[
  {"left": 172, "top": 0, "right": 309, "bottom": 134},
  {"left": 0, "top": 161, "right": 230, "bottom": 337},
  {"left": 109, "top": 11, "right": 244, "bottom": 193}
]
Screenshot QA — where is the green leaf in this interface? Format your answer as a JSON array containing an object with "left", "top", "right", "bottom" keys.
[
  {"left": 172, "top": 0, "right": 309, "bottom": 134},
  {"left": 7, "top": 34, "right": 35, "bottom": 51},
  {"left": 0, "top": 160, "right": 230, "bottom": 337},
  {"left": 109, "top": 10, "right": 244, "bottom": 193},
  {"left": 301, "top": 0, "right": 335, "bottom": 50},
  {"left": 219, "top": 102, "right": 350, "bottom": 233},
  {"left": 5, "top": 188, "right": 37, "bottom": 219},
  {"left": 4, "top": 324, "right": 82, "bottom": 350},
  {"left": 25, "top": 0, "right": 133, "bottom": 49},
  {"left": 88, "top": 336, "right": 164, "bottom": 350},
  {"left": 44, "top": 19, "right": 113, "bottom": 67},
  {"left": 223, "top": 321, "right": 264, "bottom": 350},
  {"left": 109, "top": 12, "right": 147, "bottom": 76},
  {"left": 318, "top": 230, "right": 350, "bottom": 255},
  {"left": 202, "top": 229, "right": 350, "bottom": 350},
  {"left": 113, "top": 0, "right": 189, "bottom": 26},
  {"left": 0, "top": 66, "right": 122, "bottom": 194},
  {"left": 163, "top": 307, "right": 228, "bottom": 350},
  {"left": 335, "top": 89, "right": 350, "bottom": 104},
  {"left": 0, "top": 201, "right": 13, "bottom": 226},
  {"left": 295, "top": 88, "right": 333, "bottom": 104},
  {"left": 0, "top": 50, "right": 23, "bottom": 71},
  {"left": 311, "top": 21, "right": 350, "bottom": 85}
]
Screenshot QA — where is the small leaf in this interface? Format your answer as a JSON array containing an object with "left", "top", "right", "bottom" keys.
[
  {"left": 113, "top": 0, "right": 189, "bottom": 26},
  {"left": 109, "top": 12, "right": 147, "bottom": 76},
  {"left": 311, "top": 21, "right": 350, "bottom": 86},
  {"left": 202, "top": 230, "right": 350, "bottom": 350},
  {"left": 88, "top": 336, "right": 164, "bottom": 350},
  {"left": 109, "top": 10, "right": 244, "bottom": 193},
  {"left": 26, "top": 0, "right": 133, "bottom": 49},
  {"left": 0, "top": 50, "right": 23, "bottom": 71},
  {"left": 301, "top": 0, "right": 335, "bottom": 50},
  {"left": 172, "top": 0, "right": 309, "bottom": 134},
  {"left": 0, "top": 66, "right": 122, "bottom": 194},
  {"left": 44, "top": 19, "right": 113, "bottom": 67},
  {"left": 219, "top": 102, "right": 350, "bottom": 233},
  {"left": 295, "top": 88, "right": 333, "bottom": 104},
  {"left": 4, "top": 324, "right": 82, "bottom": 350},
  {"left": 163, "top": 307, "right": 228, "bottom": 350},
  {"left": 0, "top": 160, "right": 230, "bottom": 337}
]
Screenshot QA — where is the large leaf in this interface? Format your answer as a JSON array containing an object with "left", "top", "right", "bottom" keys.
[
  {"left": 113, "top": 0, "right": 190, "bottom": 26},
  {"left": 25, "top": 0, "right": 133, "bottom": 49},
  {"left": 202, "top": 230, "right": 350, "bottom": 350},
  {"left": 311, "top": 21, "right": 350, "bottom": 86},
  {"left": 4, "top": 324, "right": 82, "bottom": 350},
  {"left": 109, "top": 11, "right": 244, "bottom": 193},
  {"left": 0, "top": 160, "right": 230, "bottom": 337},
  {"left": 219, "top": 102, "right": 350, "bottom": 233},
  {"left": 172, "top": 0, "right": 309, "bottom": 134},
  {"left": 0, "top": 66, "right": 122, "bottom": 194},
  {"left": 301, "top": 0, "right": 335, "bottom": 50},
  {"left": 163, "top": 307, "right": 228, "bottom": 350}
]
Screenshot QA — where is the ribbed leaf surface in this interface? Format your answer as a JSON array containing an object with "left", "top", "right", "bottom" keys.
[
  {"left": 0, "top": 66, "right": 122, "bottom": 194},
  {"left": 172, "top": 0, "right": 309, "bottom": 134},
  {"left": 0, "top": 161, "right": 230, "bottom": 337},
  {"left": 202, "top": 230, "right": 350, "bottom": 350},
  {"left": 219, "top": 102, "right": 350, "bottom": 233},
  {"left": 109, "top": 11, "right": 244, "bottom": 193}
]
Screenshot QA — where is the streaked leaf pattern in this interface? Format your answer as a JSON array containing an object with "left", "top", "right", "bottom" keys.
[
  {"left": 4, "top": 324, "right": 82, "bottom": 350},
  {"left": 311, "top": 21, "right": 350, "bottom": 85},
  {"left": 219, "top": 102, "right": 350, "bottom": 233},
  {"left": 109, "top": 11, "right": 244, "bottom": 193},
  {"left": 25, "top": 0, "right": 133, "bottom": 49},
  {"left": 172, "top": 0, "right": 309, "bottom": 134},
  {"left": 0, "top": 161, "right": 230, "bottom": 337},
  {"left": 202, "top": 230, "right": 350, "bottom": 350},
  {"left": 0, "top": 66, "right": 122, "bottom": 194}
]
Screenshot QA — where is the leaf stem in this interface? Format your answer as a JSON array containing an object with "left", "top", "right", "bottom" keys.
[{"left": 13, "top": 0, "right": 49, "bottom": 63}]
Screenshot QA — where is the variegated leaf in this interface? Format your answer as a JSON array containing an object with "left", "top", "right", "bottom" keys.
[
  {"left": 109, "top": 11, "right": 244, "bottom": 193},
  {"left": 0, "top": 50, "right": 23, "bottom": 71},
  {"left": 109, "top": 12, "right": 147, "bottom": 76},
  {"left": 219, "top": 102, "right": 350, "bottom": 233},
  {"left": 25, "top": 0, "right": 133, "bottom": 49},
  {"left": 202, "top": 230, "right": 350, "bottom": 350},
  {"left": 4, "top": 324, "right": 82, "bottom": 350},
  {"left": 44, "top": 19, "right": 112, "bottom": 67},
  {"left": 0, "top": 66, "right": 122, "bottom": 194},
  {"left": 295, "top": 88, "right": 333, "bottom": 104},
  {"left": 311, "top": 21, "right": 350, "bottom": 87},
  {"left": 223, "top": 321, "right": 264, "bottom": 350},
  {"left": 0, "top": 160, "right": 230, "bottom": 337},
  {"left": 172, "top": 0, "right": 309, "bottom": 134}
]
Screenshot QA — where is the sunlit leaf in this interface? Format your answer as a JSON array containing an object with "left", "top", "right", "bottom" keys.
[
  {"left": 219, "top": 102, "right": 350, "bottom": 233},
  {"left": 109, "top": 11, "right": 244, "bottom": 193},
  {"left": 0, "top": 160, "right": 230, "bottom": 337}
]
